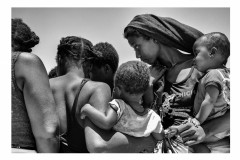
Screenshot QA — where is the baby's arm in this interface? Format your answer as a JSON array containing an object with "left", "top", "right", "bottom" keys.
[
  {"left": 152, "top": 130, "right": 164, "bottom": 141},
  {"left": 81, "top": 103, "right": 118, "bottom": 130},
  {"left": 195, "top": 85, "right": 220, "bottom": 124}
]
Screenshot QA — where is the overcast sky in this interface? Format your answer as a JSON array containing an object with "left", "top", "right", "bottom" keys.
[{"left": 12, "top": 8, "right": 230, "bottom": 72}]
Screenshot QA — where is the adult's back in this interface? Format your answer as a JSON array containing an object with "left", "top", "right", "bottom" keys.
[{"left": 50, "top": 73, "right": 111, "bottom": 152}]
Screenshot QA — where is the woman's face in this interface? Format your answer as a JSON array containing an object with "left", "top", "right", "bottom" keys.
[{"left": 127, "top": 36, "right": 159, "bottom": 65}]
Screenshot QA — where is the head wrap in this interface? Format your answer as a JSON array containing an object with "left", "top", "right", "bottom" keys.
[{"left": 124, "top": 14, "right": 204, "bottom": 54}]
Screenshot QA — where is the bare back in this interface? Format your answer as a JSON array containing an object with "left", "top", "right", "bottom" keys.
[
  {"left": 50, "top": 72, "right": 111, "bottom": 152},
  {"left": 50, "top": 73, "right": 111, "bottom": 133}
]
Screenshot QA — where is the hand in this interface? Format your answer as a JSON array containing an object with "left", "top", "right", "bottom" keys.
[
  {"left": 178, "top": 122, "right": 206, "bottom": 146},
  {"left": 191, "top": 118, "right": 200, "bottom": 126},
  {"left": 166, "top": 126, "right": 179, "bottom": 138},
  {"left": 80, "top": 113, "right": 86, "bottom": 119},
  {"left": 80, "top": 104, "right": 90, "bottom": 119}
]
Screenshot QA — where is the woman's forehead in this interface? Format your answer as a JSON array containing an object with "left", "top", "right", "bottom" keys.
[{"left": 127, "top": 36, "right": 143, "bottom": 45}]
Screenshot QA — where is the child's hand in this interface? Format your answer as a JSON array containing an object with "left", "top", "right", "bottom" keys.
[
  {"left": 80, "top": 113, "right": 86, "bottom": 119},
  {"left": 166, "top": 126, "right": 179, "bottom": 138},
  {"left": 80, "top": 104, "right": 91, "bottom": 119},
  {"left": 191, "top": 118, "right": 200, "bottom": 127}
]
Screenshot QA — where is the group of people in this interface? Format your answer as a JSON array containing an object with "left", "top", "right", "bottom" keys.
[{"left": 11, "top": 13, "right": 230, "bottom": 153}]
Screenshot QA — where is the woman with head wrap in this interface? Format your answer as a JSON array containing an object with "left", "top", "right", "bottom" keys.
[{"left": 124, "top": 14, "right": 230, "bottom": 153}]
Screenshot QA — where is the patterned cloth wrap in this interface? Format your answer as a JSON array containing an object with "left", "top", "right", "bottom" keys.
[{"left": 154, "top": 130, "right": 189, "bottom": 153}]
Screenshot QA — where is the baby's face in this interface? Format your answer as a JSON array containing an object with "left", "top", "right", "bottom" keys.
[{"left": 193, "top": 43, "right": 212, "bottom": 72}]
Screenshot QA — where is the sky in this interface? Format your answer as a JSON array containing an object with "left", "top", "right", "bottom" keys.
[{"left": 12, "top": 8, "right": 230, "bottom": 72}]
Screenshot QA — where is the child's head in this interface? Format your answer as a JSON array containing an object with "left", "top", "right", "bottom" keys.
[
  {"left": 113, "top": 60, "right": 150, "bottom": 100},
  {"left": 193, "top": 32, "right": 230, "bottom": 72}
]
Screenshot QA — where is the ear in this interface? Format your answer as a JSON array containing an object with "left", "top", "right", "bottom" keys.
[
  {"left": 104, "top": 64, "right": 112, "bottom": 73},
  {"left": 210, "top": 47, "right": 218, "bottom": 58},
  {"left": 114, "top": 85, "right": 122, "bottom": 95}
]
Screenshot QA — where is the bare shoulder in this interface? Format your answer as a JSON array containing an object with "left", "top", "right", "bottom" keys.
[
  {"left": 82, "top": 81, "right": 111, "bottom": 111},
  {"left": 15, "top": 52, "right": 48, "bottom": 90},
  {"left": 85, "top": 81, "right": 111, "bottom": 95},
  {"left": 15, "top": 52, "right": 46, "bottom": 77},
  {"left": 16, "top": 52, "right": 43, "bottom": 67}
]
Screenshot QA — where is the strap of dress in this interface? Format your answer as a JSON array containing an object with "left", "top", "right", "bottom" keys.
[{"left": 67, "top": 79, "right": 89, "bottom": 126}]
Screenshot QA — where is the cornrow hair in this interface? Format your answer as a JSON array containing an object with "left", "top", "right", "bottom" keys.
[
  {"left": 12, "top": 18, "right": 39, "bottom": 52},
  {"left": 56, "top": 36, "right": 93, "bottom": 65},
  {"left": 114, "top": 60, "right": 150, "bottom": 94},
  {"left": 56, "top": 36, "right": 93, "bottom": 76}
]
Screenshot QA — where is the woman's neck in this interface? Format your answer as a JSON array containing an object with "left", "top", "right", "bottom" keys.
[
  {"left": 65, "top": 66, "right": 85, "bottom": 78},
  {"left": 158, "top": 46, "right": 194, "bottom": 69}
]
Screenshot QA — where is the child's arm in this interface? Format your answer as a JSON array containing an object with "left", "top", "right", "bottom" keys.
[
  {"left": 81, "top": 103, "right": 118, "bottom": 130},
  {"left": 152, "top": 130, "right": 164, "bottom": 141},
  {"left": 195, "top": 85, "right": 220, "bottom": 124}
]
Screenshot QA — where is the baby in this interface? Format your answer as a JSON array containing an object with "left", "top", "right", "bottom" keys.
[
  {"left": 80, "top": 60, "right": 166, "bottom": 141},
  {"left": 190, "top": 32, "right": 230, "bottom": 152}
]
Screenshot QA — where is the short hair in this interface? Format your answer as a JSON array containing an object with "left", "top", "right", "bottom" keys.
[
  {"left": 12, "top": 18, "right": 39, "bottom": 52},
  {"left": 124, "top": 27, "right": 151, "bottom": 40},
  {"left": 56, "top": 36, "right": 93, "bottom": 75},
  {"left": 93, "top": 42, "right": 119, "bottom": 73},
  {"left": 48, "top": 66, "right": 58, "bottom": 79},
  {"left": 81, "top": 42, "right": 119, "bottom": 74},
  {"left": 194, "top": 32, "right": 230, "bottom": 64},
  {"left": 114, "top": 61, "right": 150, "bottom": 95}
]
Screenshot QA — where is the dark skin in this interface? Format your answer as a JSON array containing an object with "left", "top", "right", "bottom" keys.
[
  {"left": 178, "top": 110, "right": 230, "bottom": 146},
  {"left": 127, "top": 35, "right": 230, "bottom": 150},
  {"left": 15, "top": 52, "right": 59, "bottom": 152},
  {"left": 84, "top": 119, "right": 156, "bottom": 153},
  {"left": 50, "top": 65, "right": 156, "bottom": 153}
]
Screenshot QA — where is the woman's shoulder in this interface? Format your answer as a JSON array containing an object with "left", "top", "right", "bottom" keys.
[
  {"left": 16, "top": 52, "right": 41, "bottom": 63},
  {"left": 81, "top": 80, "right": 111, "bottom": 97}
]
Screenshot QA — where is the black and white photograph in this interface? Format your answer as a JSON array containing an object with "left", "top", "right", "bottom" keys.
[{"left": 2, "top": 0, "right": 238, "bottom": 159}]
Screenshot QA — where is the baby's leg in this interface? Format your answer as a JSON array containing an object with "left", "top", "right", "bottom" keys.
[{"left": 190, "top": 143, "right": 211, "bottom": 153}]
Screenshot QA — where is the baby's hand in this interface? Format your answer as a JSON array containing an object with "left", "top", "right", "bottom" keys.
[
  {"left": 166, "top": 126, "right": 179, "bottom": 138},
  {"left": 191, "top": 118, "right": 200, "bottom": 127},
  {"left": 80, "top": 104, "right": 91, "bottom": 119},
  {"left": 80, "top": 113, "right": 86, "bottom": 119}
]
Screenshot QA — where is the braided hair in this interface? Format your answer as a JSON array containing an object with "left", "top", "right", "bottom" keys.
[
  {"left": 56, "top": 36, "right": 93, "bottom": 76},
  {"left": 12, "top": 18, "right": 39, "bottom": 52}
]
